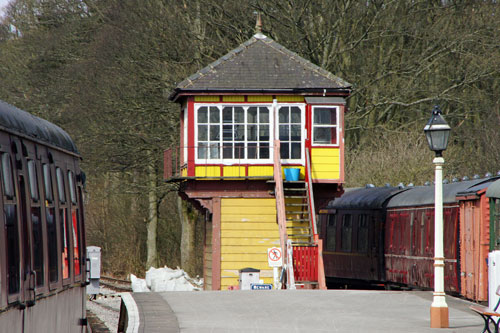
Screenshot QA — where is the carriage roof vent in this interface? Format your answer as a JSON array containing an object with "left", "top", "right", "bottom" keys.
[
  {"left": 486, "top": 172, "right": 493, "bottom": 178},
  {"left": 407, "top": 183, "right": 414, "bottom": 187},
  {"left": 365, "top": 184, "right": 375, "bottom": 188},
  {"left": 384, "top": 183, "right": 391, "bottom": 187},
  {"left": 462, "top": 176, "right": 470, "bottom": 181},
  {"left": 397, "top": 183, "right": 405, "bottom": 189},
  {"left": 473, "top": 174, "right": 480, "bottom": 179},
  {"left": 443, "top": 179, "right": 449, "bottom": 184},
  {"left": 424, "top": 181, "right": 431, "bottom": 186},
  {"left": 452, "top": 177, "right": 459, "bottom": 183}
]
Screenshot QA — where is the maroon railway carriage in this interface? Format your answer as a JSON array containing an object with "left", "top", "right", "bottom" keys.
[
  {"left": 0, "top": 100, "right": 87, "bottom": 333},
  {"left": 320, "top": 177, "right": 499, "bottom": 296},
  {"left": 319, "top": 186, "right": 407, "bottom": 285}
]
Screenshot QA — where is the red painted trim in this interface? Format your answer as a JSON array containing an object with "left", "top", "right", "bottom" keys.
[
  {"left": 187, "top": 97, "right": 195, "bottom": 176},
  {"left": 212, "top": 197, "right": 221, "bottom": 290},
  {"left": 180, "top": 109, "right": 184, "bottom": 165},
  {"left": 340, "top": 104, "right": 345, "bottom": 183}
]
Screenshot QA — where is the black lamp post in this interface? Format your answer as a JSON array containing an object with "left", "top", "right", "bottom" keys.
[
  {"left": 424, "top": 106, "right": 451, "bottom": 157},
  {"left": 424, "top": 105, "right": 450, "bottom": 328}
]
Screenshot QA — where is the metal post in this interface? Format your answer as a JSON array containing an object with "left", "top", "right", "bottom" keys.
[{"left": 430, "top": 156, "right": 449, "bottom": 328}]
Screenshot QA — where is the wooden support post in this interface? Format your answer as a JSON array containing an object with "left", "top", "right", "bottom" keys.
[{"left": 212, "top": 197, "right": 221, "bottom": 290}]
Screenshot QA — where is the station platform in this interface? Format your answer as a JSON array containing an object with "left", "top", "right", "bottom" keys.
[{"left": 119, "top": 290, "right": 483, "bottom": 332}]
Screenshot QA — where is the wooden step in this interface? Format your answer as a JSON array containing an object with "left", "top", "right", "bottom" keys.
[
  {"left": 286, "top": 226, "right": 311, "bottom": 229},
  {"left": 283, "top": 187, "right": 307, "bottom": 191},
  {"left": 284, "top": 195, "right": 307, "bottom": 199},
  {"left": 288, "top": 234, "right": 313, "bottom": 238},
  {"left": 285, "top": 210, "right": 309, "bottom": 214},
  {"left": 286, "top": 218, "right": 310, "bottom": 222},
  {"left": 285, "top": 203, "right": 308, "bottom": 207},
  {"left": 291, "top": 241, "right": 315, "bottom": 246}
]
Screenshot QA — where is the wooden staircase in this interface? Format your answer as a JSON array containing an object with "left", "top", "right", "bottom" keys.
[{"left": 272, "top": 140, "right": 326, "bottom": 289}]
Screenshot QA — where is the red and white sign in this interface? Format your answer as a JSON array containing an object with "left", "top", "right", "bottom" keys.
[{"left": 268, "top": 247, "right": 283, "bottom": 267}]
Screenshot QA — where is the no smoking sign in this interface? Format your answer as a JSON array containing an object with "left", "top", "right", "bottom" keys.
[{"left": 267, "top": 247, "right": 283, "bottom": 267}]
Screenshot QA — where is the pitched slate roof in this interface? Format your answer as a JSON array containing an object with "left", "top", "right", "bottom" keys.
[{"left": 169, "top": 33, "right": 351, "bottom": 101}]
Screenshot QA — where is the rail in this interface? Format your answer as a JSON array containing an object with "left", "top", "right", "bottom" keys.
[{"left": 164, "top": 144, "right": 277, "bottom": 180}]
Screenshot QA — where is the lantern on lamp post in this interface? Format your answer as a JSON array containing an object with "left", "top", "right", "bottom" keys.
[{"left": 424, "top": 105, "right": 451, "bottom": 328}]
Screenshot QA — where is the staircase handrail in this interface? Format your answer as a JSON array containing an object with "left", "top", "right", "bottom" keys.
[
  {"left": 273, "top": 140, "right": 288, "bottom": 288},
  {"left": 305, "top": 148, "right": 317, "bottom": 235}
]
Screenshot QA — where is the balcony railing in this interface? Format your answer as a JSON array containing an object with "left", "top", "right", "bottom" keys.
[{"left": 164, "top": 145, "right": 281, "bottom": 180}]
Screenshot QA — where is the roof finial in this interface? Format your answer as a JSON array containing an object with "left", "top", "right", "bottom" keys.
[{"left": 255, "top": 12, "right": 262, "bottom": 34}]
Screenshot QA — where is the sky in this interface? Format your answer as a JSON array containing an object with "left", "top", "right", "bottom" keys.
[{"left": 0, "top": 0, "right": 9, "bottom": 17}]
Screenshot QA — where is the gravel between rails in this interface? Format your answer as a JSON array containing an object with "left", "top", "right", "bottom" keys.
[{"left": 87, "top": 287, "right": 122, "bottom": 332}]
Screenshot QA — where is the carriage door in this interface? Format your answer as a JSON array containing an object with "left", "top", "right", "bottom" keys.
[{"left": 278, "top": 106, "right": 304, "bottom": 163}]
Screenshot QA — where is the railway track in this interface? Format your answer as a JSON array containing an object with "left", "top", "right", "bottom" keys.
[{"left": 99, "top": 275, "right": 132, "bottom": 292}]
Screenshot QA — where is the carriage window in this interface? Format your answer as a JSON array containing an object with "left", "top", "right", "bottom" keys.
[
  {"left": 46, "top": 208, "right": 58, "bottom": 282},
  {"left": 68, "top": 171, "right": 76, "bottom": 204},
  {"left": 27, "top": 160, "right": 39, "bottom": 201},
  {"left": 31, "top": 208, "right": 44, "bottom": 286},
  {"left": 326, "top": 215, "right": 337, "bottom": 251},
  {"left": 72, "top": 209, "right": 81, "bottom": 276},
  {"left": 56, "top": 167, "right": 65, "bottom": 203},
  {"left": 61, "top": 209, "right": 69, "bottom": 279},
  {"left": 2, "top": 153, "right": 14, "bottom": 199},
  {"left": 341, "top": 214, "right": 352, "bottom": 252},
  {"left": 43, "top": 164, "right": 53, "bottom": 202},
  {"left": 5, "top": 204, "right": 20, "bottom": 294},
  {"left": 357, "top": 215, "right": 369, "bottom": 253}
]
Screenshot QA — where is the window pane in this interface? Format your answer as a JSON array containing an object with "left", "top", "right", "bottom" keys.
[
  {"left": 27, "top": 160, "right": 39, "bottom": 201},
  {"left": 223, "top": 107, "right": 232, "bottom": 123},
  {"left": 72, "top": 209, "right": 81, "bottom": 276},
  {"left": 358, "top": 215, "right": 369, "bottom": 253},
  {"left": 32, "top": 207, "right": 44, "bottom": 286},
  {"left": 291, "top": 107, "right": 301, "bottom": 123},
  {"left": 2, "top": 153, "right": 14, "bottom": 199},
  {"left": 209, "top": 107, "right": 220, "bottom": 122},
  {"left": 198, "top": 107, "right": 208, "bottom": 123},
  {"left": 223, "top": 125, "right": 232, "bottom": 141},
  {"left": 327, "top": 215, "right": 337, "bottom": 251},
  {"left": 209, "top": 125, "right": 219, "bottom": 141},
  {"left": 341, "top": 215, "right": 352, "bottom": 252},
  {"left": 56, "top": 167, "right": 65, "bottom": 203},
  {"left": 46, "top": 207, "right": 58, "bottom": 283},
  {"left": 198, "top": 142, "right": 207, "bottom": 159},
  {"left": 68, "top": 171, "right": 76, "bottom": 205},
  {"left": 248, "top": 143, "right": 257, "bottom": 159},
  {"left": 279, "top": 125, "right": 289, "bottom": 141},
  {"left": 247, "top": 125, "right": 257, "bottom": 141},
  {"left": 223, "top": 144, "right": 233, "bottom": 159},
  {"left": 209, "top": 143, "right": 220, "bottom": 159},
  {"left": 314, "top": 107, "right": 336, "bottom": 125},
  {"left": 291, "top": 143, "right": 301, "bottom": 159},
  {"left": 43, "top": 164, "right": 53, "bottom": 202},
  {"left": 234, "top": 107, "right": 244, "bottom": 123},
  {"left": 247, "top": 107, "right": 257, "bottom": 123},
  {"left": 279, "top": 107, "right": 289, "bottom": 122},
  {"left": 60, "top": 209, "right": 69, "bottom": 279},
  {"left": 234, "top": 143, "right": 244, "bottom": 159},
  {"left": 6, "top": 204, "right": 20, "bottom": 294},
  {"left": 280, "top": 142, "right": 289, "bottom": 159},
  {"left": 314, "top": 127, "right": 333, "bottom": 144},
  {"left": 259, "top": 143, "right": 269, "bottom": 159},
  {"left": 291, "top": 125, "right": 301, "bottom": 141},
  {"left": 234, "top": 125, "right": 245, "bottom": 141},
  {"left": 198, "top": 125, "right": 208, "bottom": 141},
  {"left": 260, "top": 108, "right": 269, "bottom": 123},
  {"left": 259, "top": 125, "right": 269, "bottom": 141}
]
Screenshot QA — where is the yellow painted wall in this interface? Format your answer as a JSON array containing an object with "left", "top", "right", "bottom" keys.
[
  {"left": 248, "top": 166, "right": 273, "bottom": 177},
  {"left": 222, "top": 95, "right": 245, "bottom": 102},
  {"left": 276, "top": 95, "right": 305, "bottom": 102},
  {"left": 220, "top": 198, "right": 279, "bottom": 289},
  {"left": 247, "top": 95, "right": 273, "bottom": 102},
  {"left": 311, "top": 148, "right": 340, "bottom": 180},
  {"left": 195, "top": 166, "right": 220, "bottom": 177},
  {"left": 223, "top": 166, "right": 245, "bottom": 177}
]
